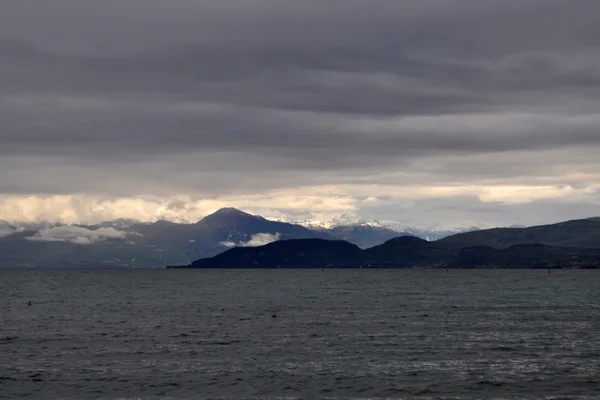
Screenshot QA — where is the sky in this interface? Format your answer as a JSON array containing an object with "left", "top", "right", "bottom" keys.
[{"left": 1, "top": 0, "right": 600, "bottom": 229}]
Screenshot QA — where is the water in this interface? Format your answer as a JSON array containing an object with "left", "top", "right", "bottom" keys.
[{"left": 1, "top": 269, "right": 599, "bottom": 399}]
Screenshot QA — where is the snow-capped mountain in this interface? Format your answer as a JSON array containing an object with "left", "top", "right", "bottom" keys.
[
  {"left": 379, "top": 220, "right": 483, "bottom": 239},
  {"left": 94, "top": 218, "right": 145, "bottom": 229},
  {"left": 324, "top": 213, "right": 383, "bottom": 229},
  {"left": 0, "top": 219, "right": 60, "bottom": 231},
  {"left": 3, "top": 212, "right": 484, "bottom": 242},
  {"left": 267, "top": 213, "right": 382, "bottom": 230},
  {"left": 266, "top": 213, "right": 482, "bottom": 240}
]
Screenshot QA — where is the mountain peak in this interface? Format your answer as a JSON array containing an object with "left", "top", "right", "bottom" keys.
[
  {"left": 272, "top": 212, "right": 382, "bottom": 230},
  {"left": 209, "top": 208, "right": 251, "bottom": 217},
  {"left": 98, "top": 218, "right": 142, "bottom": 229},
  {"left": 198, "top": 208, "right": 260, "bottom": 226},
  {"left": 329, "top": 213, "right": 382, "bottom": 228}
]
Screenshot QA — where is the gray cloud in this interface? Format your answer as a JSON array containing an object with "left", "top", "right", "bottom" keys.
[
  {"left": 1, "top": 0, "right": 600, "bottom": 225},
  {"left": 0, "top": 227, "right": 23, "bottom": 238},
  {"left": 25, "top": 226, "right": 132, "bottom": 244}
]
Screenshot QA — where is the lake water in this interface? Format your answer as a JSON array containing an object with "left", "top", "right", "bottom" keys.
[{"left": 1, "top": 269, "right": 599, "bottom": 399}]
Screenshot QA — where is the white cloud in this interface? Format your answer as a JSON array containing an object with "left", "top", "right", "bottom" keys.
[
  {"left": 25, "top": 226, "right": 131, "bottom": 245},
  {"left": 220, "top": 233, "right": 281, "bottom": 248},
  {"left": 242, "top": 233, "right": 281, "bottom": 247},
  {"left": 71, "top": 236, "right": 93, "bottom": 245}
]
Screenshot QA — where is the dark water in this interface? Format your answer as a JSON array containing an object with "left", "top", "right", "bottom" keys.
[{"left": 1, "top": 269, "right": 599, "bottom": 400}]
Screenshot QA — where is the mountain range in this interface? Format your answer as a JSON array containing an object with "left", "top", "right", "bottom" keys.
[
  {"left": 0, "top": 208, "right": 470, "bottom": 268},
  {"left": 1, "top": 208, "right": 600, "bottom": 268},
  {"left": 266, "top": 212, "right": 483, "bottom": 241},
  {"left": 0, "top": 208, "right": 326, "bottom": 268}
]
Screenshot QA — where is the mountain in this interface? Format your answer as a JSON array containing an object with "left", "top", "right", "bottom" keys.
[
  {"left": 451, "top": 243, "right": 600, "bottom": 268},
  {"left": 268, "top": 212, "right": 381, "bottom": 229},
  {"left": 182, "top": 239, "right": 367, "bottom": 268},
  {"left": 290, "top": 213, "right": 410, "bottom": 248},
  {"left": 0, "top": 209, "right": 413, "bottom": 267},
  {"left": 324, "top": 225, "right": 407, "bottom": 248},
  {"left": 379, "top": 221, "right": 482, "bottom": 241},
  {"left": 317, "top": 213, "right": 383, "bottom": 229},
  {"left": 173, "top": 237, "right": 600, "bottom": 269},
  {"left": 0, "top": 219, "right": 60, "bottom": 232},
  {"left": 364, "top": 236, "right": 454, "bottom": 266},
  {"left": 93, "top": 218, "right": 143, "bottom": 230},
  {"left": 267, "top": 213, "right": 481, "bottom": 241},
  {"left": 0, "top": 208, "right": 332, "bottom": 268},
  {"left": 437, "top": 217, "right": 600, "bottom": 249},
  {"left": 4, "top": 211, "right": 600, "bottom": 268}
]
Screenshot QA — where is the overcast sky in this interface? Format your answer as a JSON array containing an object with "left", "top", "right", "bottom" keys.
[{"left": 1, "top": 0, "right": 600, "bottom": 228}]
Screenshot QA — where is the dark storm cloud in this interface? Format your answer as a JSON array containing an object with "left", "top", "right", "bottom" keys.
[{"left": 1, "top": 0, "right": 600, "bottom": 224}]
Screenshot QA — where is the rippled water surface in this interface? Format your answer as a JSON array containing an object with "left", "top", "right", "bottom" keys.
[{"left": 1, "top": 268, "right": 600, "bottom": 399}]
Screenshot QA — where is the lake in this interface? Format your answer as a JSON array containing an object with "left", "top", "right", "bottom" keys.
[{"left": 1, "top": 268, "right": 599, "bottom": 399}]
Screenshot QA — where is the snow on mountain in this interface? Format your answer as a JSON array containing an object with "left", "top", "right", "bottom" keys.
[
  {"left": 268, "top": 213, "right": 383, "bottom": 230},
  {"left": 265, "top": 215, "right": 295, "bottom": 224},
  {"left": 0, "top": 220, "right": 61, "bottom": 231},
  {"left": 326, "top": 213, "right": 383, "bottom": 228},
  {"left": 266, "top": 213, "right": 483, "bottom": 240},
  {"left": 96, "top": 218, "right": 144, "bottom": 229},
  {"left": 2, "top": 212, "right": 484, "bottom": 242}
]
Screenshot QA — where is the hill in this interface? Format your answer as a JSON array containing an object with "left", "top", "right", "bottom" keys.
[
  {"left": 319, "top": 225, "right": 404, "bottom": 248},
  {"left": 364, "top": 236, "right": 455, "bottom": 266},
  {"left": 437, "top": 217, "right": 600, "bottom": 249},
  {"left": 451, "top": 243, "right": 600, "bottom": 268},
  {"left": 171, "top": 236, "right": 600, "bottom": 269},
  {"left": 183, "top": 239, "right": 367, "bottom": 268}
]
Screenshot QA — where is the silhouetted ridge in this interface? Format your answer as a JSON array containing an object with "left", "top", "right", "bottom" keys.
[
  {"left": 438, "top": 217, "right": 600, "bottom": 249},
  {"left": 171, "top": 235, "right": 600, "bottom": 269},
  {"left": 379, "top": 235, "right": 432, "bottom": 246},
  {"left": 364, "top": 235, "right": 453, "bottom": 266},
  {"left": 188, "top": 238, "right": 365, "bottom": 268},
  {"left": 508, "top": 243, "right": 547, "bottom": 249},
  {"left": 325, "top": 225, "right": 401, "bottom": 249}
]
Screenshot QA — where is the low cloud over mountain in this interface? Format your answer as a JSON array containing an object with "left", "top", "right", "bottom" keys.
[
  {"left": 25, "top": 226, "right": 131, "bottom": 245},
  {"left": 221, "top": 233, "right": 281, "bottom": 248}
]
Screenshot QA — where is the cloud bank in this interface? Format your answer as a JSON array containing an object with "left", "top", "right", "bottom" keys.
[{"left": 25, "top": 226, "right": 131, "bottom": 245}]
